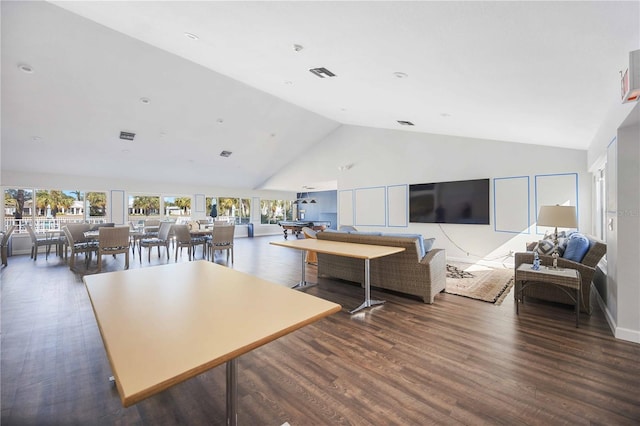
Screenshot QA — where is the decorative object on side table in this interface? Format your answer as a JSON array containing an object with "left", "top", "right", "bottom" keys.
[
  {"left": 532, "top": 251, "right": 540, "bottom": 270},
  {"left": 536, "top": 205, "right": 578, "bottom": 269}
]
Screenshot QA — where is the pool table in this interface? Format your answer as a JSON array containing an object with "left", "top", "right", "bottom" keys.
[{"left": 277, "top": 221, "right": 330, "bottom": 239}]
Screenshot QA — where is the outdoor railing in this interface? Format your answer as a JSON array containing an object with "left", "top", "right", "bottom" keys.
[{"left": 2, "top": 217, "right": 108, "bottom": 234}]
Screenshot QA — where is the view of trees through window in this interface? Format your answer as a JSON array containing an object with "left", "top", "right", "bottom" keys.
[
  {"left": 5, "top": 188, "right": 293, "bottom": 230},
  {"left": 128, "top": 195, "right": 160, "bottom": 217},
  {"left": 260, "top": 200, "right": 293, "bottom": 224},
  {"left": 163, "top": 196, "right": 191, "bottom": 217}
]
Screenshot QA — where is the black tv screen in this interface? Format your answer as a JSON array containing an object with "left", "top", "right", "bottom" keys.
[{"left": 409, "top": 178, "right": 490, "bottom": 224}]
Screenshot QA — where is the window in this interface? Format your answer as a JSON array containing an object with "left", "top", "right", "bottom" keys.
[
  {"left": 218, "top": 197, "right": 251, "bottom": 224},
  {"left": 163, "top": 196, "right": 191, "bottom": 218},
  {"left": 260, "top": 200, "right": 293, "bottom": 224},
  {"left": 128, "top": 195, "right": 160, "bottom": 218},
  {"left": 4, "top": 188, "right": 33, "bottom": 224},
  {"left": 86, "top": 191, "right": 107, "bottom": 219},
  {"left": 206, "top": 196, "right": 218, "bottom": 218}
]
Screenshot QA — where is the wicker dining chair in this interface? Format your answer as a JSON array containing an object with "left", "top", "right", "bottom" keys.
[
  {"left": 173, "top": 224, "right": 207, "bottom": 261},
  {"left": 62, "top": 225, "right": 98, "bottom": 270},
  {"left": 208, "top": 224, "right": 235, "bottom": 263},
  {"left": 139, "top": 221, "right": 172, "bottom": 262},
  {"left": 97, "top": 226, "right": 130, "bottom": 272},
  {"left": 1, "top": 225, "right": 16, "bottom": 267},
  {"left": 25, "top": 223, "right": 61, "bottom": 261}
]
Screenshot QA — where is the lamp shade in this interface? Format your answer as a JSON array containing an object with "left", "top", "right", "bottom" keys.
[{"left": 537, "top": 205, "right": 578, "bottom": 228}]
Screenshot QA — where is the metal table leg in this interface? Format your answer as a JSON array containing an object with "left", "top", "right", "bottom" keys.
[
  {"left": 292, "top": 250, "right": 316, "bottom": 289},
  {"left": 226, "top": 359, "right": 237, "bottom": 426},
  {"left": 349, "top": 258, "right": 385, "bottom": 314}
]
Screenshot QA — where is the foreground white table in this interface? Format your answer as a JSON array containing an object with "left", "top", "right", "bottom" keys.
[
  {"left": 84, "top": 260, "right": 341, "bottom": 425},
  {"left": 270, "top": 239, "right": 404, "bottom": 314}
]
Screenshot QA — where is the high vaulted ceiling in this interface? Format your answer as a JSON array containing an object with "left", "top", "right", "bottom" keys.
[{"left": 2, "top": 1, "right": 639, "bottom": 191}]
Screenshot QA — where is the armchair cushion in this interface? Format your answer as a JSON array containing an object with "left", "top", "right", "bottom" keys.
[{"left": 563, "top": 233, "right": 590, "bottom": 262}]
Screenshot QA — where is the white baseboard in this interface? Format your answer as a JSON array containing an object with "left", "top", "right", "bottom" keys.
[{"left": 593, "top": 284, "right": 640, "bottom": 344}]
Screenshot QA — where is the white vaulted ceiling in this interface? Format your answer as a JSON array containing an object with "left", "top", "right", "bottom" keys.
[{"left": 2, "top": 1, "right": 639, "bottom": 191}]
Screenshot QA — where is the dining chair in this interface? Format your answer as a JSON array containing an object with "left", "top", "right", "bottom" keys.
[
  {"left": 172, "top": 224, "right": 207, "bottom": 261},
  {"left": 97, "top": 226, "right": 130, "bottom": 272},
  {"left": 208, "top": 224, "right": 235, "bottom": 263},
  {"left": 62, "top": 225, "right": 98, "bottom": 270},
  {"left": 1, "top": 225, "right": 16, "bottom": 267},
  {"left": 139, "top": 221, "right": 172, "bottom": 262},
  {"left": 25, "top": 223, "right": 60, "bottom": 261}
]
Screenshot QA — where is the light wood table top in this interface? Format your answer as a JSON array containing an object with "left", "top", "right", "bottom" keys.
[
  {"left": 271, "top": 238, "right": 405, "bottom": 313},
  {"left": 270, "top": 238, "right": 405, "bottom": 259},
  {"left": 83, "top": 260, "right": 341, "bottom": 408}
]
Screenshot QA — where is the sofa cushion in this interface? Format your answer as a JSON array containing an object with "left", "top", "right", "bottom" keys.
[
  {"left": 384, "top": 233, "right": 431, "bottom": 258},
  {"left": 563, "top": 233, "right": 590, "bottom": 262}
]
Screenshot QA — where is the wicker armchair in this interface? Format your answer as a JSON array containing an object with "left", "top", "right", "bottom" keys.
[
  {"left": 97, "top": 226, "right": 130, "bottom": 272},
  {"left": 514, "top": 235, "right": 606, "bottom": 314}
]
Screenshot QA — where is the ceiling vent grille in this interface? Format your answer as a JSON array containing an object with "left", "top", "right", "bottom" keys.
[
  {"left": 119, "top": 131, "right": 135, "bottom": 140},
  {"left": 219, "top": 150, "right": 232, "bottom": 157},
  {"left": 309, "top": 67, "right": 336, "bottom": 78}
]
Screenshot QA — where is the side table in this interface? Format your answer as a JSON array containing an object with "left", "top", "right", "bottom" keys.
[{"left": 515, "top": 263, "right": 582, "bottom": 327}]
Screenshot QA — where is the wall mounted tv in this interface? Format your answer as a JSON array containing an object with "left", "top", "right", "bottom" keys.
[{"left": 409, "top": 178, "right": 490, "bottom": 224}]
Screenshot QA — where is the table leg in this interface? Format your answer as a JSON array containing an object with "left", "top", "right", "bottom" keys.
[
  {"left": 349, "top": 258, "right": 385, "bottom": 314},
  {"left": 292, "top": 250, "right": 316, "bottom": 289},
  {"left": 575, "top": 284, "right": 580, "bottom": 328},
  {"left": 283, "top": 229, "right": 288, "bottom": 239},
  {"left": 226, "top": 359, "right": 237, "bottom": 426}
]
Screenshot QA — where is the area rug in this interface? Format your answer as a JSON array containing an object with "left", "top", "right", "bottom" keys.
[{"left": 445, "top": 263, "right": 514, "bottom": 305}]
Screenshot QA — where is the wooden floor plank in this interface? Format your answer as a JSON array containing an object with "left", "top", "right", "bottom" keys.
[{"left": 1, "top": 235, "right": 639, "bottom": 425}]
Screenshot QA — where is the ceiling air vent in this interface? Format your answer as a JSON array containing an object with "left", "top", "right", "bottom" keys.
[
  {"left": 309, "top": 67, "right": 336, "bottom": 78},
  {"left": 397, "top": 120, "right": 414, "bottom": 126},
  {"left": 120, "top": 131, "right": 135, "bottom": 141},
  {"left": 219, "top": 150, "right": 232, "bottom": 158}
]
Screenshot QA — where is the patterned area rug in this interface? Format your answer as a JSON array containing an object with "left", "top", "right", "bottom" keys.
[{"left": 445, "top": 263, "right": 514, "bottom": 305}]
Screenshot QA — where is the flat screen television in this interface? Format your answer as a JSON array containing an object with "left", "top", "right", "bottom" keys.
[{"left": 409, "top": 178, "right": 490, "bottom": 224}]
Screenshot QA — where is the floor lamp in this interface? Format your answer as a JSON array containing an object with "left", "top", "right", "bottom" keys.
[{"left": 537, "top": 205, "right": 578, "bottom": 269}]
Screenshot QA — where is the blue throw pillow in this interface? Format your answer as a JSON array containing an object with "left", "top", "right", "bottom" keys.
[{"left": 562, "top": 233, "right": 590, "bottom": 262}]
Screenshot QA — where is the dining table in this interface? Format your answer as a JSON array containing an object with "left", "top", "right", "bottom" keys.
[{"left": 83, "top": 261, "right": 341, "bottom": 425}]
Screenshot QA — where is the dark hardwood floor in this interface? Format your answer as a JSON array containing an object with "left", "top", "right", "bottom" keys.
[{"left": 2, "top": 235, "right": 639, "bottom": 425}]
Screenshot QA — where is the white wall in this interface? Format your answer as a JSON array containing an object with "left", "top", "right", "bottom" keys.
[
  {"left": 606, "top": 103, "right": 640, "bottom": 343},
  {"left": 283, "top": 125, "right": 590, "bottom": 266}
]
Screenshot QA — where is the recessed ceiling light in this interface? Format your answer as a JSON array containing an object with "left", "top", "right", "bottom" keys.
[
  {"left": 220, "top": 150, "right": 232, "bottom": 157},
  {"left": 293, "top": 44, "right": 304, "bottom": 52},
  {"left": 140, "top": 97, "right": 151, "bottom": 104},
  {"left": 122, "top": 149, "right": 130, "bottom": 154},
  {"left": 216, "top": 118, "right": 224, "bottom": 124},
  {"left": 440, "top": 113, "right": 452, "bottom": 117},
  {"left": 393, "top": 72, "right": 408, "bottom": 79},
  {"left": 32, "top": 136, "right": 42, "bottom": 142},
  {"left": 397, "top": 120, "right": 414, "bottom": 126},
  {"left": 284, "top": 80, "right": 293, "bottom": 85},
  {"left": 18, "top": 63, "right": 34, "bottom": 74},
  {"left": 184, "top": 32, "right": 199, "bottom": 41}
]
